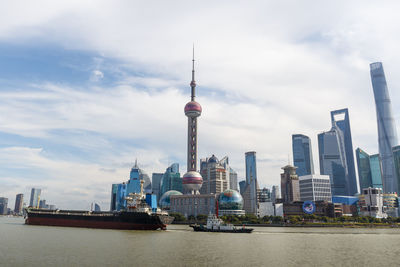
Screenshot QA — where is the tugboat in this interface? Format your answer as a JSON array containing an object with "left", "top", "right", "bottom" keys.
[
  {"left": 190, "top": 202, "right": 253, "bottom": 233},
  {"left": 190, "top": 213, "right": 253, "bottom": 233},
  {"left": 25, "top": 180, "right": 174, "bottom": 230}
]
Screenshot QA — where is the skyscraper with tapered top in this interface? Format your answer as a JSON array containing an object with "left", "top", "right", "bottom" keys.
[{"left": 370, "top": 62, "right": 399, "bottom": 193}]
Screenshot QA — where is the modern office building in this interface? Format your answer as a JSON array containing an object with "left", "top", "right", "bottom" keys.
[
  {"left": 160, "top": 163, "right": 182, "bottom": 197},
  {"left": 29, "top": 188, "right": 41, "bottom": 208},
  {"left": 280, "top": 165, "right": 300, "bottom": 203},
  {"left": 271, "top": 185, "right": 280, "bottom": 203},
  {"left": 200, "top": 155, "right": 229, "bottom": 195},
  {"left": 0, "top": 197, "right": 8, "bottom": 215},
  {"left": 39, "top": 199, "right": 47, "bottom": 209},
  {"left": 110, "top": 184, "right": 118, "bottom": 211},
  {"left": 218, "top": 189, "right": 245, "bottom": 216},
  {"left": 14, "top": 194, "right": 23, "bottom": 214},
  {"left": 229, "top": 168, "right": 238, "bottom": 191},
  {"left": 392, "top": 146, "right": 400, "bottom": 194},
  {"left": 356, "top": 148, "right": 383, "bottom": 190},
  {"left": 151, "top": 173, "right": 163, "bottom": 201},
  {"left": 242, "top": 151, "right": 259, "bottom": 214},
  {"left": 299, "top": 174, "right": 332, "bottom": 202},
  {"left": 358, "top": 187, "right": 386, "bottom": 218},
  {"left": 239, "top": 180, "right": 246, "bottom": 195},
  {"left": 318, "top": 119, "right": 356, "bottom": 197},
  {"left": 370, "top": 62, "right": 399, "bottom": 194},
  {"left": 292, "top": 134, "right": 314, "bottom": 176},
  {"left": 127, "top": 161, "right": 152, "bottom": 195},
  {"left": 257, "top": 188, "right": 271, "bottom": 202},
  {"left": 182, "top": 51, "right": 203, "bottom": 194},
  {"left": 383, "top": 192, "right": 399, "bottom": 217}
]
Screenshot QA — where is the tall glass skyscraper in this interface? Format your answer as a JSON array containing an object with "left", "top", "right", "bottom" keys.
[
  {"left": 370, "top": 62, "right": 399, "bottom": 193},
  {"left": 330, "top": 109, "right": 357, "bottom": 195},
  {"left": 318, "top": 128, "right": 348, "bottom": 196},
  {"left": 126, "top": 161, "right": 151, "bottom": 195},
  {"left": 243, "top": 151, "right": 258, "bottom": 214},
  {"left": 160, "top": 163, "right": 182, "bottom": 197},
  {"left": 29, "top": 188, "right": 41, "bottom": 208},
  {"left": 292, "top": 134, "right": 314, "bottom": 176},
  {"left": 356, "top": 148, "right": 383, "bottom": 190},
  {"left": 391, "top": 146, "right": 400, "bottom": 193}
]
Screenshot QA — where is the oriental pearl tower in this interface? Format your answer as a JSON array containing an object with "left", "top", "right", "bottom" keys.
[{"left": 182, "top": 49, "right": 203, "bottom": 194}]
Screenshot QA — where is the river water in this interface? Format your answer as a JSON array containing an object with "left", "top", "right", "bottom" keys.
[{"left": 1, "top": 217, "right": 400, "bottom": 266}]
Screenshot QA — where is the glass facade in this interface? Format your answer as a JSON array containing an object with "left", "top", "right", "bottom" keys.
[
  {"left": 244, "top": 151, "right": 258, "bottom": 214},
  {"left": 392, "top": 146, "right": 400, "bottom": 194},
  {"left": 356, "top": 148, "right": 383, "bottom": 191},
  {"left": 29, "top": 188, "right": 41, "bottom": 208},
  {"left": 127, "top": 164, "right": 151, "bottom": 195},
  {"left": 160, "top": 163, "right": 182, "bottom": 197},
  {"left": 330, "top": 109, "right": 358, "bottom": 195},
  {"left": 370, "top": 62, "right": 399, "bottom": 193},
  {"left": 218, "top": 189, "right": 243, "bottom": 210},
  {"left": 292, "top": 134, "right": 314, "bottom": 176}
]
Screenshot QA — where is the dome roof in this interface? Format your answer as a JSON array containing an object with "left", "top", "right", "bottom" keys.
[
  {"left": 218, "top": 189, "right": 243, "bottom": 211},
  {"left": 182, "top": 171, "right": 203, "bottom": 184},
  {"left": 159, "top": 190, "right": 182, "bottom": 209},
  {"left": 208, "top": 154, "right": 218, "bottom": 163},
  {"left": 184, "top": 101, "right": 202, "bottom": 112}
]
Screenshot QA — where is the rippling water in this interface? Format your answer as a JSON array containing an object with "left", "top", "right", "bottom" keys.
[{"left": 1, "top": 217, "right": 400, "bottom": 266}]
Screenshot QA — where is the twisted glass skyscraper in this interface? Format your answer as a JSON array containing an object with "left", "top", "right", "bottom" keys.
[{"left": 370, "top": 62, "right": 399, "bottom": 193}]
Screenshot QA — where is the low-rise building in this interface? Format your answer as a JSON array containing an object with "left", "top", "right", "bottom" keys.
[
  {"left": 359, "top": 187, "right": 386, "bottom": 218},
  {"left": 170, "top": 194, "right": 216, "bottom": 217},
  {"left": 299, "top": 174, "right": 332, "bottom": 202}
]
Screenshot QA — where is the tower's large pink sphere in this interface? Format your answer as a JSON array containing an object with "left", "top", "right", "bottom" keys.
[
  {"left": 184, "top": 101, "right": 202, "bottom": 118},
  {"left": 182, "top": 171, "right": 203, "bottom": 191}
]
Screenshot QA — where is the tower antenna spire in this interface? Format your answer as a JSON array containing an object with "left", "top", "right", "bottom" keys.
[{"left": 190, "top": 44, "right": 196, "bottom": 101}]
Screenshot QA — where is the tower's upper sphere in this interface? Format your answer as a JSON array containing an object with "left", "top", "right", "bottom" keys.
[
  {"left": 182, "top": 171, "right": 203, "bottom": 192},
  {"left": 184, "top": 101, "right": 202, "bottom": 117}
]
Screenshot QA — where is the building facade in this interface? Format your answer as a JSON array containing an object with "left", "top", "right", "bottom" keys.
[
  {"left": 299, "top": 174, "right": 332, "bottom": 202},
  {"left": 0, "top": 197, "right": 8, "bottom": 215},
  {"left": 271, "top": 185, "right": 280, "bottom": 203},
  {"left": 170, "top": 194, "right": 216, "bottom": 217},
  {"left": 359, "top": 187, "right": 386, "bottom": 218},
  {"left": 392, "top": 146, "right": 400, "bottom": 194},
  {"left": 29, "top": 188, "right": 41, "bottom": 208},
  {"left": 127, "top": 161, "right": 152, "bottom": 195},
  {"left": 356, "top": 148, "right": 383, "bottom": 190},
  {"left": 151, "top": 173, "right": 163, "bottom": 202},
  {"left": 14, "top": 194, "right": 23, "bottom": 214},
  {"left": 370, "top": 62, "right": 399, "bottom": 193},
  {"left": 160, "top": 163, "right": 182, "bottom": 197},
  {"left": 280, "top": 165, "right": 300, "bottom": 203},
  {"left": 242, "top": 151, "right": 259, "bottom": 214},
  {"left": 200, "top": 155, "right": 228, "bottom": 195},
  {"left": 292, "top": 134, "right": 315, "bottom": 176}
]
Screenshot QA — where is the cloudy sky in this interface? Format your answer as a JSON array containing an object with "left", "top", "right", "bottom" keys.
[{"left": 1, "top": 1, "right": 400, "bottom": 210}]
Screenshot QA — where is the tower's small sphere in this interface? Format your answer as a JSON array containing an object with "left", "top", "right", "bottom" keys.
[
  {"left": 184, "top": 101, "right": 202, "bottom": 118},
  {"left": 182, "top": 171, "right": 203, "bottom": 192}
]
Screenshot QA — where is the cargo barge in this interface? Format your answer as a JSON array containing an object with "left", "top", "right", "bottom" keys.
[{"left": 25, "top": 181, "right": 174, "bottom": 230}]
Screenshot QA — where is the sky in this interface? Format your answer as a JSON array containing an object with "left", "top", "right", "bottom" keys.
[{"left": 1, "top": 1, "right": 400, "bottom": 210}]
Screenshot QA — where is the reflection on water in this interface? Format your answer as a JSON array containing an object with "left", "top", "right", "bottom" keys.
[{"left": 1, "top": 217, "right": 400, "bottom": 266}]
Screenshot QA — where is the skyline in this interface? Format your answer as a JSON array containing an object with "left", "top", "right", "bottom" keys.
[{"left": 1, "top": 1, "right": 400, "bottom": 209}]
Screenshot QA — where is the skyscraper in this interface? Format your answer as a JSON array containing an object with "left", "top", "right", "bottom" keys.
[
  {"left": 318, "top": 109, "right": 357, "bottom": 196},
  {"left": 182, "top": 50, "right": 203, "bottom": 194},
  {"left": 370, "top": 62, "right": 399, "bottom": 193},
  {"left": 200, "top": 155, "right": 228, "bottom": 195},
  {"left": 356, "top": 148, "right": 383, "bottom": 190},
  {"left": 110, "top": 184, "right": 118, "bottom": 211},
  {"left": 0, "top": 197, "right": 8, "bottom": 215},
  {"left": 126, "top": 161, "right": 152, "bottom": 195},
  {"left": 242, "top": 151, "right": 259, "bottom": 214},
  {"left": 292, "top": 134, "right": 314, "bottom": 176},
  {"left": 14, "top": 194, "right": 23, "bottom": 214},
  {"left": 280, "top": 165, "right": 300, "bottom": 203},
  {"left": 29, "top": 188, "right": 41, "bottom": 208},
  {"left": 331, "top": 109, "right": 357, "bottom": 195},
  {"left": 271, "top": 185, "right": 280, "bottom": 203},
  {"left": 160, "top": 163, "right": 182, "bottom": 196},
  {"left": 151, "top": 173, "right": 163, "bottom": 201},
  {"left": 392, "top": 146, "right": 400, "bottom": 193}
]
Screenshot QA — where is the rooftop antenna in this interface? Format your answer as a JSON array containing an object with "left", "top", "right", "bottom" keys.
[{"left": 190, "top": 44, "right": 196, "bottom": 101}]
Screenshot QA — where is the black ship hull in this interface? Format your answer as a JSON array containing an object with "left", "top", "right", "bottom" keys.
[
  {"left": 190, "top": 224, "right": 253, "bottom": 233},
  {"left": 26, "top": 209, "right": 174, "bottom": 230}
]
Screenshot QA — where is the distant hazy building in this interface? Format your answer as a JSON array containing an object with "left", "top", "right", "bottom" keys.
[
  {"left": 160, "top": 163, "right": 182, "bottom": 199},
  {"left": 242, "top": 152, "right": 259, "bottom": 215},
  {"left": 200, "top": 155, "right": 228, "bottom": 195},
  {"left": 151, "top": 173, "right": 163, "bottom": 201},
  {"left": 281, "top": 165, "right": 300, "bottom": 203},
  {"left": 110, "top": 184, "right": 118, "bottom": 211},
  {"left": 370, "top": 62, "right": 399, "bottom": 194},
  {"left": 359, "top": 187, "right": 386, "bottom": 218},
  {"left": 48, "top": 205, "right": 56, "bottom": 210},
  {"left": 0, "top": 197, "right": 8, "bottom": 215},
  {"left": 271, "top": 185, "right": 280, "bottom": 203},
  {"left": 39, "top": 199, "right": 47, "bottom": 209},
  {"left": 29, "top": 188, "right": 41, "bottom": 208},
  {"left": 229, "top": 169, "right": 238, "bottom": 191},
  {"left": 383, "top": 193, "right": 399, "bottom": 217},
  {"left": 239, "top": 180, "right": 246, "bottom": 195},
  {"left": 14, "top": 194, "right": 24, "bottom": 214},
  {"left": 91, "top": 203, "right": 101, "bottom": 212},
  {"left": 292, "top": 134, "right": 314, "bottom": 176},
  {"left": 299, "top": 174, "right": 332, "bottom": 202},
  {"left": 392, "top": 146, "right": 400, "bottom": 194},
  {"left": 257, "top": 188, "right": 271, "bottom": 202},
  {"left": 356, "top": 148, "right": 383, "bottom": 190}
]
